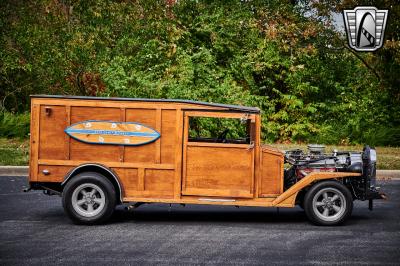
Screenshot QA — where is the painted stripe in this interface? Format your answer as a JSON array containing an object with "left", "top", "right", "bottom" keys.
[{"left": 66, "top": 129, "right": 159, "bottom": 137}]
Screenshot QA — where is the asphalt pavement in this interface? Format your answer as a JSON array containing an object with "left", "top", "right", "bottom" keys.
[{"left": 0, "top": 176, "right": 399, "bottom": 265}]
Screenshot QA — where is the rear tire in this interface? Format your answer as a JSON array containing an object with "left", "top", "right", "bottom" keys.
[
  {"left": 304, "top": 181, "right": 353, "bottom": 226},
  {"left": 62, "top": 172, "right": 116, "bottom": 225}
]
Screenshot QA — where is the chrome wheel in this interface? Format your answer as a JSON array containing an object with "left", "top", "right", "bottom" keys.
[
  {"left": 71, "top": 183, "right": 106, "bottom": 218},
  {"left": 312, "top": 187, "right": 346, "bottom": 222}
]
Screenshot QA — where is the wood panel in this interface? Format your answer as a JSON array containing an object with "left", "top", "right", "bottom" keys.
[
  {"left": 124, "top": 109, "right": 157, "bottom": 163},
  {"left": 174, "top": 109, "right": 183, "bottom": 199},
  {"left": 70, "top": 106, "right": 120, "bottom": 161},
  {"left": 161, "top": 110, "right": 176, "bottom": 164},
  {"left": 29, "top": 103, "right": 40, "bottom": 182},
  {"left": 144, "top": 169, "right": 174, "bottom": 196},
  {"left": 183, "top": 146, "right": 253, "bottom": 198},
  {"left": 113, "top": 168, "right": 138, "bottom": 197},
  {"left": 37, "top": 165, "right": 72, "bottom": 182},
  {"left": 259, "top": 151, "right": 284, "bottom": 196},
  {"left": 39, "top": 105, "right": 67, "bottom": 160}
]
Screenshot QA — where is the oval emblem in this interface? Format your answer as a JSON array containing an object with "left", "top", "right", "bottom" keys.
[{"left": 65, "top": 120, "right": 160, "bottom": 146}]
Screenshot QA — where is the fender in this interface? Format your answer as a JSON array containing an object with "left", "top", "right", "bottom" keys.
[
  {"left": 273, "top": 172, "right": 361, "bottom": 207},
  {"left": 62, "top": 163, "right": 123, "bottom": 203}
]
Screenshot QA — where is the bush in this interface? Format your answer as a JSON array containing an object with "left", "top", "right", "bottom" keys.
[{"left": 0, "top": 112, "right": 30, "bottom": 138}]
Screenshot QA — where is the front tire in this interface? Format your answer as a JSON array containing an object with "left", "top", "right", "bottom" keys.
[
  {"left": 62, "top": 172, "right": 116, "bottom": 225},
  {"left": 304, "top": 181, "right": 353, "bottom": 226}
]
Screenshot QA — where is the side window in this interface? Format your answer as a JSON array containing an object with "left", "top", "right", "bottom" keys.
[{"left": 188, "top": 115, "right": 254, "bottom": 144}]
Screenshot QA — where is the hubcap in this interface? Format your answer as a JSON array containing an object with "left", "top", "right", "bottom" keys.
[
  {"left": 71, "top": 183, "right": 106, "bottom": 218},
  {"left": 312, "top": 187, "right": 346, "bottom": 222}
]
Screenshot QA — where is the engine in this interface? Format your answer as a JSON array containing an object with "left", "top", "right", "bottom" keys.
[{"left": 284, "top": 144, "right": 382, "bottom": 202}]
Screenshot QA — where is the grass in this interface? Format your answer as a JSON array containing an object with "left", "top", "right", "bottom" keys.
[
  {"left": 0, "top": 138, "right": 29, "bottom": 166},
  {"left": 0, "top": 138, "right": 399, "bottom": 169}
]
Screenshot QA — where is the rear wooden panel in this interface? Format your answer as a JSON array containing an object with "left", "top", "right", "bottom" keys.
[
  {"left": 70, "top": 106, "right": 120, "bottom": 162},
  {"left": 259, "top": 151, "right": 284, "bottom": 196},
  {"left": 39, "top": 105, "right": 67, "bottom": 160},
  {"left": 37, "top": 165, "right": 72, "bottom": 182}
]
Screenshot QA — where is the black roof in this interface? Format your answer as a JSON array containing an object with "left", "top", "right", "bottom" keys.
[{"left": 31, "top": 95, "right": 260, "bottom": 113}]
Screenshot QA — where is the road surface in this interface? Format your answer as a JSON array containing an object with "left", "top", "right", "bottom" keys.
[{"left": 0, "top": 176, "right": 399, "bottom": 265}]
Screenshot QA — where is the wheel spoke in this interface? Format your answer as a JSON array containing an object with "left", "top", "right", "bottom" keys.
[
  {"left": 316, "top": 201, "right": 325, "bottom": 207},
  {"left": 93, "top": 198, "right": 103, "bottom": 204},
  {"left": 332, "top": 205, "right": 341, "bottom": 213},
  {"left": 87, "top": 203, "right": 94, "bottom": 212},
  {"left": 79, "top": 189, "right": 87, "bottom": 196},
  {"left": 77, "top": 199, "right": 86, "bottom": 206},
  {"left": 322, "top": 207, "right": 329, "bottom": 217},
  {"left": 323, "top": 192, "right": 328, "bottom": 199},
  {"left": 89, "top": 188, "right": 97, "bottom": 197},
  {"left": 331, "top": 195, "right": 339, "bottom": 202}
]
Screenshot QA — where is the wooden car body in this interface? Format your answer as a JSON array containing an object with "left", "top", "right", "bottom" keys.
[{"left": 29, "top": 95, "right": 359, "bottom": 208}]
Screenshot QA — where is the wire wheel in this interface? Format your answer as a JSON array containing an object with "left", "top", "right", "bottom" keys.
[
  {"left": 312, "top": 187, "right": 346, "bottom": 222},
  {"left": 71, "top": 183, "right": 106, "bottom": 218}
]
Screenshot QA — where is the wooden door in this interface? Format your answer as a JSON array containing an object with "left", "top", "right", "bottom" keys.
[{"left": 182, "top": 111, "right": 256, "bottom": 198}]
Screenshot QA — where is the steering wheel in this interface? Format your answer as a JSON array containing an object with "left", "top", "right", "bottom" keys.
[{"left": 216, "top": 129, "right": 229, "bottom": 143}]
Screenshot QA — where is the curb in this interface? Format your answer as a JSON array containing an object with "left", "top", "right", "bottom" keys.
[
  {"left": 0, "top": 166, "right": 29, "bottom": 177},
  {"left": 0, "top": 166, "right": 399, "bottom": 180}
]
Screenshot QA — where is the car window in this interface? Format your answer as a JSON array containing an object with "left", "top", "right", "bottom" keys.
[{"left": 188, "top": 116, "right": 253, "bottom": 144}]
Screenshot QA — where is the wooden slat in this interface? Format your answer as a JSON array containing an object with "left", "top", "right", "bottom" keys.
[
  {"left": 29, "top": 103, "right": 40, "bottom": 182},
  {"left": 174, "top": 109, "right": 183, "bottom": 199},
  {"left": 119, "top": 108, "right": 126, "bottom": 162},
  {"left": 138, "top": 168, "right": 145, "bottom": 191},
  {"left": 254, "top": 114, "right": 261, "bottom": 197},
  {"left": 64, "top": 106, "right": 71, "bottom": 160},
  {"left": 161, "top": 110, "right": 176, "bottom": 164},
  {"left": 181, "top": 112, "right": 189, "bottom": 192},
  {"left": 155, "top": 108, "right": 162, "bottom": 163},
  {"left": 38, "top": 159, "right": 174, "bottom": 169}
]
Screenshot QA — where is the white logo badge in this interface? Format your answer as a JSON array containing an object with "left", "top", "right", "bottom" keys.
[{"left": 343, "top": 6, "right": 388, "bottom": 52}]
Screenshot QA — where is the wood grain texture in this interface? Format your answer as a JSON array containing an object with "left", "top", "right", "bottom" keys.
[
  {"left": 174, "top": 109, "right": 183, "bottom": 199},
  {"left": 31, "top": 96, "right": 354, "bottom": 209},
  {"left": 37, "top": 165, "right": 73, "bottom": 182},
  {"left": 29, "top": 103, "right": 40, "bottom": 182},
  {"left": 272, "top": 172, "right": 361, "bottom": 206},
  {"left": 112, "top": 168, "right": 138, "bottom": 195},
  {"left": 70, "top": 106, "right": 120, "bottom": 161},
  {"left": 259, "top": 151, "right": 284, "bottom": 196},
  {"left": 183, "top": 146, "right": 254, "bottom": 198},
  {"left": 39, "top": 105, "right": 67, "bottom": 160},
  {"left": 161, "top": 110, "right": 176, "bottom": 165},
  {"left": 144, "top": 169, "right": 174, "bottom": 196},
  {"left": 124, "top": 108, "right": 157, "bottom": 163}
]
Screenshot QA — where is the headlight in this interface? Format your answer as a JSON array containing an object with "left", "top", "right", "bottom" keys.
[{"left": 369, "top": 149, "right": 377, "bottom": 162}]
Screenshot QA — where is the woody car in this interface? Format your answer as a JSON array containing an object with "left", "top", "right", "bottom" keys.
[{"left": 27, "top": 95, "right": 385, "bottom": 225}]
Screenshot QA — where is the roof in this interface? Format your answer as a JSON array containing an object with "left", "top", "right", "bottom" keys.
[{"left": 31, "top": 95, "right": 260, "bottom": 113}]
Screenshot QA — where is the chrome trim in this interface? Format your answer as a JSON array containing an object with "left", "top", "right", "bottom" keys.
[
  {"left": 62, "top": 163, "right": 123, "bottom": 202},
  {"left": 198, "top": 198, "right": 236, "bottom": 202}
]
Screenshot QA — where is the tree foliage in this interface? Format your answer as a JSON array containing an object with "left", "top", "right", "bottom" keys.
[{"left": 0, "top": 0, "right": 399, "bottom": 145}]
